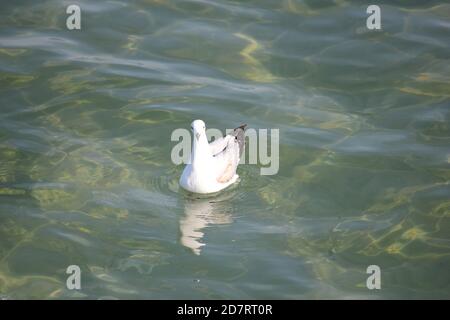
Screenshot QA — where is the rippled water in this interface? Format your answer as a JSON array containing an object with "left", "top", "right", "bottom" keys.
[{"left": 0, "top": 0, "right": 449, "bottom": 299}]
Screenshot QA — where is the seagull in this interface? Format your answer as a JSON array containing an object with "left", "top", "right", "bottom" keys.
[{"left": 179, "top": 119, "right": 246, "bottom": 194}]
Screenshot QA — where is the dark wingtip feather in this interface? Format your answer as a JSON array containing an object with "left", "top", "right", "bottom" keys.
[{"left": 233, "top": 124, "right": 247, "bottom": 157}]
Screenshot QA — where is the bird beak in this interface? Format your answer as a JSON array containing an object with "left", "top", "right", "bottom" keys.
[{"left": 195, "top": 132, "right": 200, "bottom": 140}]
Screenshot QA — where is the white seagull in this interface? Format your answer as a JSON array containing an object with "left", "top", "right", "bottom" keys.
[{"left": 179, "top": 119, "right": 246, "bottom": 194}]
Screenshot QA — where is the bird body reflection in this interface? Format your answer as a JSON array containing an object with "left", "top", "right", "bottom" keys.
[{"left": 180, "top": 192, "right": 235, "bottom": 255}]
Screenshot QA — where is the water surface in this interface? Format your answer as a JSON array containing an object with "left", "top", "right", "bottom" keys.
[{"left": 0, "top": 0, "right": 449, "bottom": 299}]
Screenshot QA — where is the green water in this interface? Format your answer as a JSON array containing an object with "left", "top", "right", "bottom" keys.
[{"left": 0, "top": 0, "right": 449, "bottom": 299}]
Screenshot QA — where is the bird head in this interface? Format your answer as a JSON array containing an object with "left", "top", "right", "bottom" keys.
[{"left": 191, "top": 119, "right": 206, "bottom": 141}]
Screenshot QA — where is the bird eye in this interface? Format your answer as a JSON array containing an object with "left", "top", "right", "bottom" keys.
[{"left": 191, "top": 126, "right": 193, "bottom": 130}]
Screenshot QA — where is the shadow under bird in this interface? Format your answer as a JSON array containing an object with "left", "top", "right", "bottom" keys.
[{"left": 179, "top": 119, "right": 246, "bottom": 194}]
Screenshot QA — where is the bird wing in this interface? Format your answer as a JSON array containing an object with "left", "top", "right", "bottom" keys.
[
  {"left": 209, "top": 124, "right": 246, "bottom": 157},
  {"left": 212, "top": 137, "right": 240, "bottom": 183},
  {"left": 232, "top": 124, "right": 247, "bottom": 157},
  {"left": 209, "top": 135, "right": 231, "bottom": 156}
]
